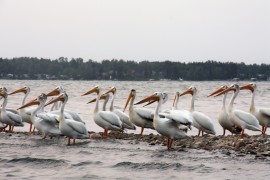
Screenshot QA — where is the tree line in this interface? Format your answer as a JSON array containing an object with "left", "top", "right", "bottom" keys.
[{"left": 0, "top": 57, "right": 269, "bottom": 81}]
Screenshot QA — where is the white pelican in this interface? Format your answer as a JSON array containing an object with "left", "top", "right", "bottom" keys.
[
  {"left": 0, "top": 87, "right": 23, "bottom": 132},
  {"left": 8, "top": 86, "right": 35, "bottom": 132},
  {"left": 18, "top": 93, "right": 61, "bottom": 138},
  {"left": 103, "top": 87, "right": 136, "bottom": 130},
  {"left": 215, "top": 84, "right": 261, "bottom": 137},
  {"left": 46, "top": 86, "right": 85, "bottom": 124},
  {"left": 208, "top": 85, "right": 241, "bottom": 135},
  {"left": 82, "top": 86, "right": 122, "bottom": 137},
  {"left": 123, "top": 89, "right": 154, "bottom": 135},
  {"left": 45, "top": 92, "right": 89, "bottom": 144},
  {"left": 240, "top": 83, "right": 270, "bottom": 134},
  {"left": 136, "top": 92, "right": 187, "bottom": 149},
  {"left": 180, "top": 87, "right": 216, "bottom": 136}
]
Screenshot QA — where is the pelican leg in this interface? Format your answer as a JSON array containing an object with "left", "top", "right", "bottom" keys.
[
  {"left": 73, "top": 139, "right": 76, "bottom": 144},
  {"left": 167, "top": 138, "right": 170, "bottom": 150},
  {"left": 262, "top": 126, "right": 265, "bottom": 134},
  {"left": 264, "top": 127, "right": 267, "bottom": 134},
  {"left": 223, "top": 128, "right": 226, "bottom": 136},
  {"left": 140, "top": 127, "right": 144, "bottom": 135},
  {"left": 29, "top": 124, "right": 32, "bottom": 133},
  {"left": 68, "top": 138, "right": 71, "bottom": 145},
  {"left": 240, "top": 129, "right": 244, "bottom": 138},
  {"left": 11, "top": 126, "right": 15, "bottom": 132},
  {"left": 169, "top": 139, "right": 174, "bottom": 149},
  {"left": 8, "top": 125, "right": 12, "bottom": 132},
  {"left": 103, "top": 129, "right": 106, "bottom": 137},
  {"left": 197, "top": 130, "right": 201, "bottom": 136},
  {"left": 202, "top": 131, "right": 204, "bottom": 136}
]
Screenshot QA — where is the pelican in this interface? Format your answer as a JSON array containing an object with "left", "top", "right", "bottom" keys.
[
  {"left": 215, "top": 84, "right": 261, "bottom": 137},
  {"left": 103, "top": 87, "right": 136, "bottom": 130},
  {"left": 208, "top": 85, "right": 241, "bottom": 135},
  {"left": 240, "top": 83, "right": 270, "bottom": 134},
  {"left": 123, "top": 89, "right": 154, "bottom": 135},
  {"left": 46, "top": 86, "right": 85, "bottom": 124},
  {"left": 180, "top": 87, "right": 216, "bottom": 136},
  {"left": 18, "top": 93, "right": 61, "bottom": 139},
  {"left": 82, "top": 86, "right": 122, "bottom": 137},
  {"left": 136, "top": 92, "right": 187, "bottom": 149},
  {"left": 0, "top": 87, "right": 23, "bottom": 132},
  {"left": 8, "top": 86, "right": 35, "bottom": 132},
  {"left": 45, "top": 93, "right": 89, "bottom": 144}
]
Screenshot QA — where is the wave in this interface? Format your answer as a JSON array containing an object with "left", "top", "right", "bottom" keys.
[
  {"left": 113, "top": 161, "right": 183, "bottom": 170},
  {"left": 6, "top": 157, "right": 67, "bottom": 168},
  {"left": 72, "top": 161, "right": 102, "bottom": 167}
]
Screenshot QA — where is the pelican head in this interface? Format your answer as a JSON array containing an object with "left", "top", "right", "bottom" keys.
[
  {"left": 45, "top": 93, "right": 68, "bottom": 107},
  {"left": 0, "top": 87, "right": 8, "bottom": 98},
  {"left": 82, "top": 86, "right": 100, "bottom": 96},
  {"left": 142, "top": 92, "right": 168, "bottom": 107},
  {"left": 87, "top": 93, "right": 110, "bottom": 104},
  {"left": 179, "top": 86, "right": 197, "bottom": 97},
  {"left": 9, "top": 86, "right": 30, "bottom": 95},
  {"left": 103, "top": 87, "right": 116, "bottom": 95},
  {"left": 240, "top": 82, "right": 256, "bottom": 93},
  {"left": 207, "top": 85, "right": 228, "bottom": 97},
  {"left": 135, "top": 92, "right": 161, "bottom": 106},
  {"left": 123, "top": 89, "right": 136, "bottom": 112},
  {"left": 214, "top": 84, "right": 239, "bottom": 97},
  {"left": 17, "top": 93, "right": 47, "bottom": 110},
  {"left": 47, "top": 86, "right": 65, "bottom": 96}
]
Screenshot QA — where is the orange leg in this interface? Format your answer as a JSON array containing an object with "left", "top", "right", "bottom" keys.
[
  {"left": 169, "top": 139, "right": 174, "bottom": 149},
  {"left": 264, "top": 127, "right": 267, "bottom": 134},
  {"left": 202, "top": 131, "right": 204, "bottom": 136},
  {"left": 68, "top": 138, "right": 71, "bottom": 145},
  {"left": 11, "top": 126, "right": 14, "bottom": 132},
  {"left": 240, "top": 129, "right": 244, "bottom": 138},
  {"left": 73, "top": 139, "right": 76, "bottom": 144},
  {"left": 29, "top": 124, "right": 33, "bottom": 133},
  {"left": 140, "top": 127, "right": 144, "bottom": 135},
  {"left": 197, "top": 130, "right": 201, "bottom": 136},
  {"left": 167, "top": 138, "right": 171, "bottom": 150},
  {"left": 8, "top": 125, "right": 12, "bottom": 132}
]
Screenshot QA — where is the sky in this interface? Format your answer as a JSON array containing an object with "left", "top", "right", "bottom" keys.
[{"left": 0, "top": 0, "right": 269, "bottom": 64}]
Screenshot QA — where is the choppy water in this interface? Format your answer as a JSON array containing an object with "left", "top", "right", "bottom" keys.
[{"left": 1, "top": 80, "right": 270, "bottom": 179}]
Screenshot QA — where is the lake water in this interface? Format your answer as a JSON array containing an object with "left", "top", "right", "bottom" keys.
[{"left": 1, "top": 80, "right": 270, "bottom": 179}]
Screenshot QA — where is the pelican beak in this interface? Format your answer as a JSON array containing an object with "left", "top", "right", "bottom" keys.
[
  {"left": 82, "top": 86, "right": 99, "bottom": 96},
  {"left": 9, "top": 87, "right": 27, "bottom": 95},
  {"left": 135, "top": 94, "right": 159, "bottom": 105},
  {"left": 47, "top": 88, "right": 60, "bottom": 96},
  {"left": 45, "top": 95, "right": 64, "bottom": 107},
  {"left": 103, "top": 87, "right": 116, "bottom": 95},
  {"left": 240, "top": 84, "right": 254, "bottom": 92},
  {"left": 214, "top": 86, "right": 234, "bottom": 97},
  {"left": 172, "top": 94, "right": 177, "bottom": 107},
  {"left": 179, "top": 88, "right": 193, "bottom": 96},
  {"left": 87, "top": 98, "right": 97, "bottom": 104},
  {"left": 143, "top": 100, "right": 156, "bottom": 107},
  {"left": 17, "top": 98, "right": 39, "bottom": 110},
  {"left": 0, "top": 92, "right": 4, "bottom": 97},
  {"left": 87, "top": 94, "right": 107, "bottom": 104},
  {"left": 123, "top": 92, "right": 132, "bottom": 112},
  {"left": 207, "top": 86, "right": 226, "bottom": 97}
]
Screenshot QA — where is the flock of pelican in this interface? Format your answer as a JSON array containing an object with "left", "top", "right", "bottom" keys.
[{"left": 0, "top": 82, "right": 269, "bottom": 150}]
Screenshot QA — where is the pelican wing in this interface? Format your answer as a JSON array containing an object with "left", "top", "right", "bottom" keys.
[
  {"left": 99, "top": 111, "right": 122, "bottom": 127},
  {"left": 66, "top": 119, "right": 87, "bottom": 135},
  {"left": 192, "top": 111, "right": 215, "bottom": 134},
  {"left": 5, "top": 108, "right": 20, "bottom": 115},
  {"left": 259, "top": 108, "right": 270, "bottom": 118},
  {"left": 37, "top": 112, "right": 59, "bottom": 123},
  {"left": 6, "top": 111, "right": 22, "bottom": 124},
  {"left": 234, "top": 110, "right": 260, "bottom": 126},
  {"left": 134, "top": 108, "right": 154, "bottom": 122},
  {"left": 162, "top": 110, "right": 193, "bottom": 125}
]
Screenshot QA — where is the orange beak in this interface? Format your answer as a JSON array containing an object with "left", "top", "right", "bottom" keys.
[
  {"left": 179, "top": 88, "right": 193, "bottom": 97},
  {"left": 47, "top": 88, "right": 60, "bottom": 96},
  {"left": 9, "top": 87, "right": 27, "bottom": 95},
  {"left": 103, "top": 87, "right": 116, "bottom": 95},
  {"left": 214, "top": 86, "right": 235, "bottom": 97},
  {"left": 207, "top": 86, "right": 226, "bottom": 97},
  {"left": 17, "top": 98, "right": 39, "bottom": 110},
  {"left": 45, "top": 95, "right": 64, "bottom": 107},
  {"left": 123, "top": 92, "right": 132, "bottom": 112},
  {"left": 82, "top": 86, "right": 99, "bottom": 96},
  {"left": 134, "top": 94, "right": 159, "bottom": 105},
  {"left": 87, "top": 94, "right": 107, "bottom": 104},
  {"left": 240, "top": 84, "right": 254, "bottom": 92}
]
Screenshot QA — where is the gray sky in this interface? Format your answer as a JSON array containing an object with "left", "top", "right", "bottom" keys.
[{"left": 0, "top": 0, "right": 269, "bottom": 64}]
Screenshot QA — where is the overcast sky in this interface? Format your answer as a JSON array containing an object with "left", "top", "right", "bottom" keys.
[{"left": 0, "top": 0, "right": 269, "bottom": 64}]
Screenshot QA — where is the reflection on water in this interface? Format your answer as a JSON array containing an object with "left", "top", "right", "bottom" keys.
[{"left": 1, "top": 80, "right": 270, "bottom": 179}]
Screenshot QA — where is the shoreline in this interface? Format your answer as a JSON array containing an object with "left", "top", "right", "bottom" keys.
[{"left": 2, "top": 131, "right": 270, "bottom": 160}]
